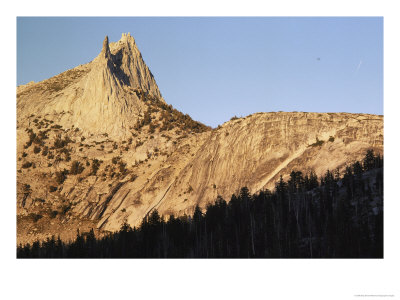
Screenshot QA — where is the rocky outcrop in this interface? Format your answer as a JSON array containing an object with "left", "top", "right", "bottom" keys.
[
  {"left": 16, "top": 34, "right": 384, "bottom": 244},
  {"left": 17, "top": 33, "right": 163, "bottom": 139},
  {"left": 101, "top": 36, "right": 111, "bottom": 58},
  {"left": 96, "top": 112, "right": 383, "bottom": 231}
]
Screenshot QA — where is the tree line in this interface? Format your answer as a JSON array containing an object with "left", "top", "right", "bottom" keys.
[{"left": 17, "top": 150, "right": 383, "bottom": 258}]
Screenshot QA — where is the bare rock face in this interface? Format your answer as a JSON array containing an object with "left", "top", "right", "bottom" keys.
[
  {"left": 17, "top": 33, "right": 163, "bottom": 139},
  {"left": 101, "top": 36, "right": 111, "bottom": 58},
  {"left": 98, "top": 112, "right": 383, "bottom": 231},
  {"left": 16, "top": 33, "right": 383, "bottom": 244}
]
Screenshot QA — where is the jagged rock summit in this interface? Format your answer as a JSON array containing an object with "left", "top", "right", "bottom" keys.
[
  {"left": 17, "top": 33, "right": 164, "bottom": 138},
  {"left": 101, "top": 35, "right": 111, "bottom": 58},
  {"left": 16, "top": 33, "right": 383, "bottom": 245}
]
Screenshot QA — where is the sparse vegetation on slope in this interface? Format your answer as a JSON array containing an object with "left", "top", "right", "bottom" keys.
[
  {"left": 17, "top": 67, "right": 90, "bottom": 97},
  {"left": 134, "top": 93, "right": 211, "bottom": 134},
  {"left": 16, "top": 32, "right": 384, "bottom": 249},
  {"left": 17, "top": 150, "right": 383, "bottom": 258}
]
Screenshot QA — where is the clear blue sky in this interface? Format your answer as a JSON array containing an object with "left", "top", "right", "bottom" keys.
[{"left": 17, "top": 17, "right": 383, "bottom": 127}]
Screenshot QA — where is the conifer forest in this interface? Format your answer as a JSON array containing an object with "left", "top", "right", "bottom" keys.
[{"left": 17, "top": 150, "right": 383, "bottom": 258}]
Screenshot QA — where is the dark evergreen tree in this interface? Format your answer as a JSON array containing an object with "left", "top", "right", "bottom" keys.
[{"left": 17, "top": 150, "right": 383, "bottom": 259}]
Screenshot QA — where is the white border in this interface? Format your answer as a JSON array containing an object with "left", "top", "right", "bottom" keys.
[{"left": 2, "top": 1, "right": 399, "bottom": 300}]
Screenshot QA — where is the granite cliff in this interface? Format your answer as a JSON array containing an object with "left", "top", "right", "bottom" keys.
[
  {"left": 16, "top": 34, "right": 383, "bottom": 244},
  {"left": 17, "top": 33, "right": 162, "bottom": 138}
]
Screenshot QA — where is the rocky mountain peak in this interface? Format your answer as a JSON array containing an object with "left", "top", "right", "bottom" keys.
[
  {"left": 101, "top": 35, "right": 111, "bottom": 58},
  {"left": 17, "top": 33, "right": 168, "bottom": 138},
  {"left": 120, "top": 32, "right": 135, "bottom": 44},
  {"left": 16, "top": 33, "right": 383, "bottom": 244}
]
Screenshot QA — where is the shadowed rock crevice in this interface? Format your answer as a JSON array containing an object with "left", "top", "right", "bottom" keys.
[
  {"left": 109, "top": 48, "right": 131, "bottom": 87},
  {"left": 16, "top": 33, "right": 383, "bottom": 244}
]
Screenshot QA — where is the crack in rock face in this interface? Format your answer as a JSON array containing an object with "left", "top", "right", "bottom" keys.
[{"left": 16, "top": 34, "right": 384, "bottom": 244}]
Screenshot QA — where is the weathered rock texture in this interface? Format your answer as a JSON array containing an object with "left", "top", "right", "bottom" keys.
[
  {"left": 17, "top": 33, "right": 162, "bottom": 138},
  {"left": 16, "top": 34, "right": 383, "bottom": 244}
]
